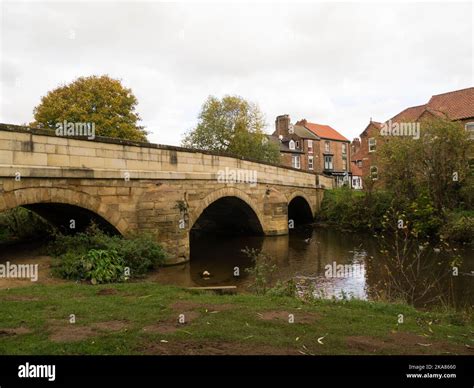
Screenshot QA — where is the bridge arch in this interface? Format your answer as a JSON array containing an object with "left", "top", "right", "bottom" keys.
[
  {"left": 287, "top": 191, "right": 314, "bottom": 226},
  {"left": 189, "top": 187, "right": 265, "bottom": 234},
  {"left": 0, "top": 187, "right": 129, "bottom": 235}
]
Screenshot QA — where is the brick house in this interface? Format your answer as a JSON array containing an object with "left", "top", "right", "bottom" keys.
[
  {"left": 270, "top": 114, "right": 319, "bottom": 171},
  {"left": 350, "top": 120, "right": 382, "bottom": 188},
  {"left": 271, "top": 114, "right": 351, "bottom": 187},
  {"left": 351, "top": 87, "right": 474, "bottom": 185}
]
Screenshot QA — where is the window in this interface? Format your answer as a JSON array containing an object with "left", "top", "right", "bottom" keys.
[
  {"left": 292, "top": 155, "right": 301, "bottom": 169},
  {"left": 295, "top": 140, "right": 300, "bottom": 149},
  {"left": 357, "top": 160, "right": 362, "bottom": 167},
  {"left": 324, "top": 155, "right": 333, "bottom": 170},
  {"left": 308, "top": 156, "right": 314, "bottom": 170},
  {"left": 342, "top": 158, "right": 347, "bottom": 171},
  {"left": 342, "top": 143, "right": 347, "bottom": 155},
  {"left": 324, "top": 141, "right": 330, "bottom": 153},
  {"left": 466, "top": 122, "right": 474, "bottom": 140},
  {"left": 370, "top": 166, "right": 378, "bottom": 180},
  {"left": 369, "top": 138, "right": 376, "bottom": 152},
  {"left": 289, "top": 140, "right": 295, "bottom": 150},
  {"left": 307, "top": 140, "right": 313, "bottom": 153}
]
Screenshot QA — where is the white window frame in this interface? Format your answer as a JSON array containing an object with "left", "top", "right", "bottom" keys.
[
  {"left": 369, "top": 137, "right": 376, "bottom": 153},
  {"left": 308, "top": 156, "right": 314, "bottom": 170},
  {"left": 307, "top": 140, "right": 313, "bottom": 154},
  {"left": 342, "top": 143, "right": 347, "bottom": 155},
  {"left": 289, "top": 140, "right": 295, "bottom": 150},
  {"left": 342, "top": 158, "right": 347, "bottom": 171},
  {"left": 292, "top": 155, "right": 301, "bottom": 169},
  {"left": 465, "top": 122, "right": 474, "bottom": 140},
  {"left": 324, "top": 155, "right": 333, "bottom": 170},
  {"left": 324, "top": 141, "right": 330, "bottom": 153}
]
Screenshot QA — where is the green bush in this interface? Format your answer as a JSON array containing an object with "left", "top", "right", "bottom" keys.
[
  {"left": 441, "top": 211, "right": 474, "bottom": 244},
  {"left": 243, "top": 247, "right": 276, "bottom": 295},
  {"left": 53, "top": 249, "right": 125, "bottom": 284},
  {"left": 317, "top": 188, "right": 392, "bottom": 231},
  {"left": 49, "top": 224, "right": 167, "bottom": 282},
  {"left": 0, "top": 207, "right": 54, "bottom": 243}
]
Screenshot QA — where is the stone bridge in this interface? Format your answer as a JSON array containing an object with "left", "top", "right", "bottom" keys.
[{"left": 0, "top": 124, "right": 324, "bottom": 264}]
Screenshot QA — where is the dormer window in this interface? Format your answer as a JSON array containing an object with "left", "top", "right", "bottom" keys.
[{"left": 289, "top": 140, "right": 295, "bottom": 150}]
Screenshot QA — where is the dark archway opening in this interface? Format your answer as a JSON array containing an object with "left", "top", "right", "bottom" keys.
[
  {"left": 23, "top": 203, "right": 120, "bottom": 235},
  {"left": 288, "top": 196, "right": 313, "bottom": 228},
  {"left": 188, "top": 196, "right": 264, "bottom": 285},
  {"left": 191, "top": 197, "right": 263, "bottom": 239}
]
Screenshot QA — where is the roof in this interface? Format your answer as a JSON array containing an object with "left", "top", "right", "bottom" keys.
[
  {"left": 297, "top": 120, "right": 349, "bottom": 141},
  {"left": 293, "top": 125, "right": 319, "bottom": 140},
  {"left": 359, "top": 120, "right": 382, "bottom": 137},
  {"left": 426, "top": 87, "right": 474, "bottom": 120},
  {"left": 390, "top": 104, "right": 427, "bottom": 122},
  {"left": 389, "top": 87, "right": 474, "bottom": 123}
]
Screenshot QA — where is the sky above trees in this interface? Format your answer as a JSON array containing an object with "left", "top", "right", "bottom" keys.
[{"left": 1, "top": 1, "right": 472, "bottom": 145}]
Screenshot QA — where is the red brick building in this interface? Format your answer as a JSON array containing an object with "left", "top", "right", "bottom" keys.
[
  {"left": 351, "top": 87, "right": 474, "bottom": 187},
  {"left": 271, "top": 115, "right": 351, "bottom": 187}
]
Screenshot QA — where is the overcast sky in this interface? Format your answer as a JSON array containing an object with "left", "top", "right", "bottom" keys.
[{"left": 1, "top": 1, "right": 472, "bottom": 145}]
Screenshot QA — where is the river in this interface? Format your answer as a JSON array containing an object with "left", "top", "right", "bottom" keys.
[
  {"left": 151, "top": 227, "right": 474, "bottom": 309},
  {"left": 1, "top": 227, "right": 472, "bottom": 309}
]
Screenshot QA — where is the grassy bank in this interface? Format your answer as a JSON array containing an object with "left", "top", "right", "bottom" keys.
[{"left": 0, "top": 282, "right": 472, "bottom": 355}]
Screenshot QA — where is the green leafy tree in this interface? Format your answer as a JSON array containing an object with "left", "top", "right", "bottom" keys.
[
  {"left": 31, "top": 75, "right": 147, "bottom": 141},
  {"left": 379, "top": 117, "right": 471, "bottom": 211},
  {"left": 182, "top": 95, "right": 280, "bottom": 163}
]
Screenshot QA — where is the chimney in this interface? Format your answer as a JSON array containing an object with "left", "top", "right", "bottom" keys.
[
  {"left": 296, "top": 118, "right": 308, "bottom": 126},
  {"left": 351, "top": 138, "right": 361, "bottom": 154},
  {"left": 275, "top": 114, "right": 290, "bottom": 136}
]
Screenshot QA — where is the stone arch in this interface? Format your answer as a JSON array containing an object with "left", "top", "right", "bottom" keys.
[
  {"left": 287, "top": 191, "right": 315, "bottom": 217},
  {"left": 189, "top": 186, "right": 266, "bottom": 232},
  {"left": 0, "top": 186, "right": 129, "bottom": 235},
  {"left": 287, "top": 191, "right": 315, "bottom": 225}
]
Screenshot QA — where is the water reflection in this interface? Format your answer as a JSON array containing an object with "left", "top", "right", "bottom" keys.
[{"left": 151, "top": 227, "right": 473, "bottom": 309}]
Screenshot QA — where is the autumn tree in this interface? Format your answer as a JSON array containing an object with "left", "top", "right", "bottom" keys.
[
  {"left": 379, "top": 117, "right": 471, "bottom": 211},
  {"left": 31, "top": 75, "right": 147, "bottom": 141},
  {"left": 182, "top": 95, "right": 280, "bottom": 164}
]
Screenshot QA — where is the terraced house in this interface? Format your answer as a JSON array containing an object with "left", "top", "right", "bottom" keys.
[
  {"left": 271, "top": 114, "right": 351, "bottom": 187},
  {"left": 351, "top": 87, "right": 474, "bottom": 188}
]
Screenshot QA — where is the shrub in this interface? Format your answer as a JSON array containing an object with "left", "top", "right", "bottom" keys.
[
  {"left": 441, "top": 211, "right": 474, "bottom": 244},
  {"left": 317, "top": 188, "right": 392, "bottom": 231},
  {"left": 0, "top": 207, "right": 54, "bottom": 242},
  {"left": 53, "top": 249, "right": 125, "bottom": 284},
  {"left": 49, "top": 224, "right": 167, "bottom": 282},
  {"left": 243, "top": 247, "right": 276, "bottom": 295}
]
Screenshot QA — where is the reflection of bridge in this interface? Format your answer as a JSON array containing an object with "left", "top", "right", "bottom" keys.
[{"left": 0, "top": 124, "right": 324, "bottom": 263}]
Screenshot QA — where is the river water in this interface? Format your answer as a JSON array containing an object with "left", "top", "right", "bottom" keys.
[
  {"left": 1, "top": 227, "right": 472, "bottom": 309},
  {"left": 151, "top": 227, "right": 474, "bottom": 309}
]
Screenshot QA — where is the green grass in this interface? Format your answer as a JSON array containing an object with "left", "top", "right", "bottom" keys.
[{"left": 0, "top": 282, "right": 472, "bottom": 355}]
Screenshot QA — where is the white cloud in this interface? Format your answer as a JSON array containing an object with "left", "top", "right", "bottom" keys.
[{"left": 1, "top": 1, "right": 472, "bottom": 144}]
